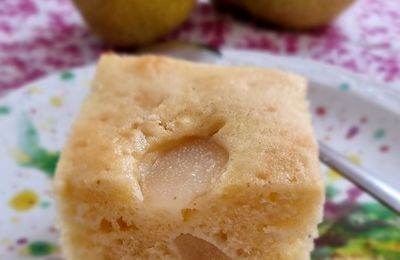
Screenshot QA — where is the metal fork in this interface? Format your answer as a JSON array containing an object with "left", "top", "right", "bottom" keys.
[{"left": 319, "top": 142, "right": 400, "bottom": 213}]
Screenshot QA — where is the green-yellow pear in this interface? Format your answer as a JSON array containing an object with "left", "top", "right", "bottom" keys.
[
  {"left": 213, "top": 0, "right": 355, "bottom": 30},
  {"left": 74, "top": 0, "right": 196, "bottom": 47}
]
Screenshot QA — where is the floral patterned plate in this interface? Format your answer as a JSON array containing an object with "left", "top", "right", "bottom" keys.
[{"left": 0, "top": 49, "right": 399, "bottom": 259}]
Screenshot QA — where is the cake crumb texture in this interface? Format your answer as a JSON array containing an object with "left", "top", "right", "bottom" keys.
[{"left": 54, "top": 54, "right": 324, "bottom": 260}]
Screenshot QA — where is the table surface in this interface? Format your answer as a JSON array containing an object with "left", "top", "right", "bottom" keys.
[{"left": 0, "top": 0, "right": 400, "bottom": 96}]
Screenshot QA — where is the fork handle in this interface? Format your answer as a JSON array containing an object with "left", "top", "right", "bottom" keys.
[{"left": 318, "top": 141, "right": 400, "bottom": 214}]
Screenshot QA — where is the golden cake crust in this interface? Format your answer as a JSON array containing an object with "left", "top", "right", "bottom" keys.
[{"left": 55, "top": 54, "right": 324, "bottom": 259}]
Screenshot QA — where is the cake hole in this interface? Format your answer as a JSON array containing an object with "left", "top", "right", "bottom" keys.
[
  {"left": 181, "top": 208, "right": 198, "bottom": 222},
  {"left": 268, "top": 192, "right": 279, "bottom": 202},
  {"left": 116, "top": 217, "right": 129, "bottom": 231},
  {"left": 116, "top": 217, "right": 138, "bottom": 232},
  {"left": 173, "top": 234, "right": 231, "bottom": 260},
  {"left": 213, "top": 230, "right": 228, "bottom": 242},
  {"left": 99, "top": 218, "right": 113, "bottom": 233},
  {"left": 236, "top": 248, "right": 249, "bottom": 257},
  {"left": 130, "top": 122, "right": 140, "bottom": 130},
  {"left": 141, "top": 138, "right": 228, "bottom": 209},
  {"left": 256, "top": 172, "right": 268, "bottom": 181},
  {"left": 288, "top": 175, "right": 298, "bottom": 183},
  {"left": 158, "top": 121, "right": 173, "bottom": 132}
]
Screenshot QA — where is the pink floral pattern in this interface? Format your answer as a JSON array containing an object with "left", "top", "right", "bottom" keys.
[{"left": 1, "top": 0, "right": 399, "bottom": 95}]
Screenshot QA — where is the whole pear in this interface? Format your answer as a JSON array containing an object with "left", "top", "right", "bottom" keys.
[
  {"left": 213, "top": 0, "right": 355, "bottom": 29},
  {"left": 74, "top": 0, "right": 196, "bottom": 47}
]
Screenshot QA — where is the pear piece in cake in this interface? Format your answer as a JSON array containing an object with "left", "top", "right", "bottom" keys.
[{"left": 54, "top": 54, "right": 324, "bottom": 259}]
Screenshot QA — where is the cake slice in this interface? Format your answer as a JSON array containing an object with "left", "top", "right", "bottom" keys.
[{"left": 54, "top": 54, "right": 324, "bottom": 259}]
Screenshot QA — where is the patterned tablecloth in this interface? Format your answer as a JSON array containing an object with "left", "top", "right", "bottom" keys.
[
  {"left": 1, "top": 1, "right": 400, "bottom": 259},
  {"left": 0, "top": 0, "right": 400, "bottom": 95}
]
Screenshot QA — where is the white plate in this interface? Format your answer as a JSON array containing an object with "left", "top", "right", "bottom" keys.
[{"left": 0, "top": 48, "right": 399, "bottom": 259}]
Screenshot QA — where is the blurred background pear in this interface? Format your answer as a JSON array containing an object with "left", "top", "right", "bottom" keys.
[
  {"left": 73, "top": 0, "right": 196, "bottom": 47},
  {"left": 213, "top": 0, "right": 355, "bottom": 29}
]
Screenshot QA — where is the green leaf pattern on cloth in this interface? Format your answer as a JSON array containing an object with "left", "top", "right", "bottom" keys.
[
  {"left": 313, "top": 184, "right": 400, "bottom": 260},
  {"left": 14, "top": 113, "right": 60, "bottom": 177}
]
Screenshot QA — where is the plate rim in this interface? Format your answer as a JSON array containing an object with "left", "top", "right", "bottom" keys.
[{"left": 2, "top": 48, "right": 399, "bottom": 115}]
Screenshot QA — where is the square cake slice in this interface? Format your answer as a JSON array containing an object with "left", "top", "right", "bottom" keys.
[{"left": 54, "top": 54, "right": 324, "bottom": 259}]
